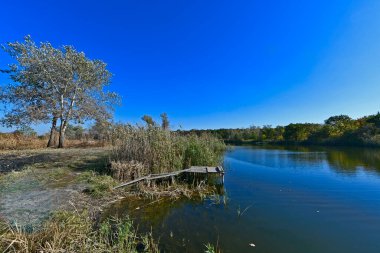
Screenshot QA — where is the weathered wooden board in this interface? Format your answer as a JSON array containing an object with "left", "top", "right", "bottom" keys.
[
  {"left": 187, "top": 166, "right": 224, "bottom": 173},
  {"left": 113, "top": 166, "right": 223, "bottom": 189}
]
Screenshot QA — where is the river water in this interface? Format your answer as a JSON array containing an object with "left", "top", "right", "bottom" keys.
[{"left": 108, "top": 146, "right": 380, "bottom": 253}]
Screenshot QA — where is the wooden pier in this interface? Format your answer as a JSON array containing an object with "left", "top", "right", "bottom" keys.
[{"left": 114, "top": 166, "right": 224, "bottom": 189}]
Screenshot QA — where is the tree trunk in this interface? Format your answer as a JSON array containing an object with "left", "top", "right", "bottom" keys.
[
  {"left": 47, "top": 117, "right": 58, "bottom": 147},
  {"left": 58, "top": 119, "right": 67, "bottom": 148}
]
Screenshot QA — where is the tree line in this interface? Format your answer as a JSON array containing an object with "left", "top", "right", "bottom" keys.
[{"left": 178, "top": 113, "right": 380, "bottom": 147}]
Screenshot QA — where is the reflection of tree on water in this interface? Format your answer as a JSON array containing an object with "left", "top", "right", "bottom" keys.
[
  {"left": 240, "top": 145, "right": 380, "bottom": 175},
  {"left": 239, "top": 145, "right": 380, "bottom": 174},
  {"left": 325, "top": 148, "right": 380, "bottom": 174}
]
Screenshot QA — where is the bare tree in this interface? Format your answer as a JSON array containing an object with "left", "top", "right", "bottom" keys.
[
  {"left": 0, "top": 36, "right": 120, "bottom": 148},
  {"left": 160, "top": 112, "right": 170, "bottom": 130}
]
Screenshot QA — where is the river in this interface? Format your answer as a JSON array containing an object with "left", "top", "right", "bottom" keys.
[{"left": 108, "top": 145, "right": 380, "bottom": 253}]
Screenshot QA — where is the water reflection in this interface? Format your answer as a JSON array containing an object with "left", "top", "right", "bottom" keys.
[{"left": 242, "top": 145, "right": 380, "bottom": 175}]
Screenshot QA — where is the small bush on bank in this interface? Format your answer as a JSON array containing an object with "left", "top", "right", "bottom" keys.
[{"left": 110, "top": 125, "right": 226, "bottom": 181}]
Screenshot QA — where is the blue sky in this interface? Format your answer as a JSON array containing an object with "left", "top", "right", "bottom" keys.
[{"left": 1, "top": 0, "right": 380, "bottom": 132}]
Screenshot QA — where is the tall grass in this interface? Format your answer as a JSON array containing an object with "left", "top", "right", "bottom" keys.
[
  {"left": 110, "top": 125, "right": 226, "bottom": 180},
  {"left": 0, "top": 210, "right": 158, "bottom": 252}
]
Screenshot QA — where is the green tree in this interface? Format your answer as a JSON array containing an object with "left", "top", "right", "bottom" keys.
[
  {"left": 324, "top": 115, "right": 357, "bottom": 137},
  {"left": 284, "top": 123, "right": 321, "bottom": 142},
  {"left": 366, "top": 112, "right": 380, "bottom": 127}
]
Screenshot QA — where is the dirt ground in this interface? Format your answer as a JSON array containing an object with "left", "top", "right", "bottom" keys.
[
  {"left": 0, "top": 148, "right": 111, "bottom": 228},
  {"left": 0, "top": 147, "right": 109, "bottom": 173}
]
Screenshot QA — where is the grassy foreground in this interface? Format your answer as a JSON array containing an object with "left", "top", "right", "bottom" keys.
[{"left": 0, "top": 210, "right": 158, "bottom": 253}]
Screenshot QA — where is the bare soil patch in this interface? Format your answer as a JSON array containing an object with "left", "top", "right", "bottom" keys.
[{"left": 0, "top": 148, "right": 111, "bottom": 228}]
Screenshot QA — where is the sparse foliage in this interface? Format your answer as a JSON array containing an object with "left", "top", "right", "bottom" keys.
[
  {"left": 160, "top": 112, "right": 170, "bottom": 130},
  {"left": 0, "top": 36, "right": 120, "bottom": 148},
  {"left": 141, "top": 115, "right": 155, "bottom": 127}
]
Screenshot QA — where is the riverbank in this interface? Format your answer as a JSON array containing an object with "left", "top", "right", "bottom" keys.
[
  {"left": 0, "top": 147, "right": 154, "bottom": 252},
  {"left": 0, "top": 147, "right": 223, "bottom": 252}
]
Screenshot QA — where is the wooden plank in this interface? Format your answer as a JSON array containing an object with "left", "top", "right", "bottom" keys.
[
  {"left": 187, "top": 166, "right": 224, "bottom": 173},
  {"left": 188, "top": 166, "right": 207, "bottom": 173},
  {"left": 113, "top": 166, "right": 223, "bottom": 189},
  {"left": 207, "top": 166, "right": 224, "bottom": 173},
  {"left": 113, "top": 176, "right": 149, "bottom": 189}
]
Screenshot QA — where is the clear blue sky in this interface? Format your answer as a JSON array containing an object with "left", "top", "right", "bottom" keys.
[{"left": 1, "top": 0, "right": 380, "bottom": 132}]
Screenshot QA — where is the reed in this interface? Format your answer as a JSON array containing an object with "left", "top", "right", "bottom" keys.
[
  {"left": 110, "top": 125, "right": 226, "bottom": 181},
  {"left": 0, "top": 210, "right": 158, "bottom": 253}
]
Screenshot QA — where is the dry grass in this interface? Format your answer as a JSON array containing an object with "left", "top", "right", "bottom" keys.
[
  {"left": 139, "top": 182, "right": 215, "bottom": 200},
  {"left": 0, "top": 210, "right": 158, "bottom": 253},
  {"left": 0, "top": 134, "right": 46, "bottom": 150},
  {"left": 110, "top": 125, "right": 226, "bottom": 180},
  {"left": 0, "top": 133, "right": 107, "bottom": 150},
  {"left": 110, "top": 161, "right": 148, "bottom": 182}
]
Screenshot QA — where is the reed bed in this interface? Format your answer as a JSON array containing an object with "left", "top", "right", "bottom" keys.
[{"left": 110, "top": 125, "right": 226, "bottom": 181}]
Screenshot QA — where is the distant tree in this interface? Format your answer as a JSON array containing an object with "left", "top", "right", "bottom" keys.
[
  {"left": 366, "top": 112, "right": 380, "bottom": 127},
  {"left": 13, "top": 125, "right": 37, "bottom": 137},
  {"left": 273, "top": 126, "right": 285, "bottom": 141},
  {"left": 160, "top": 112, "right": 170, "bottom": 130},
  {"left": 284, "top": 123, "right": 321, "bottom": 142},
  {"left": 65, "top": 124, "right": 85, "bottom": 140},
  {"left": 89, "top": 119, "right": 112, "bottom": 141},
  {"left": 324, "top": 115, "right": 352, "bottom": 126},
  {"left": 141, "top": 115, "right": 155, "bottom": 127},
  {"left": 248, "top": 125, "right": 261, "bottom": 141},
  {"left": 0, "top": 36, "right": 120, "bottom": 148},
  {"left": 353, "top": 124, "right": 380, "bottom": 144},
  {"left": 324, "top": 115, "right": 357, "bottom": 137},
  {"left": 261, "top": 125, "right": 276, "bottom": 140}
]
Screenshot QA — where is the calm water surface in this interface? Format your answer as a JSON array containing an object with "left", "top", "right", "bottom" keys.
[{"left": 108, "top": 146, "right": 380, "bottom": 253}]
